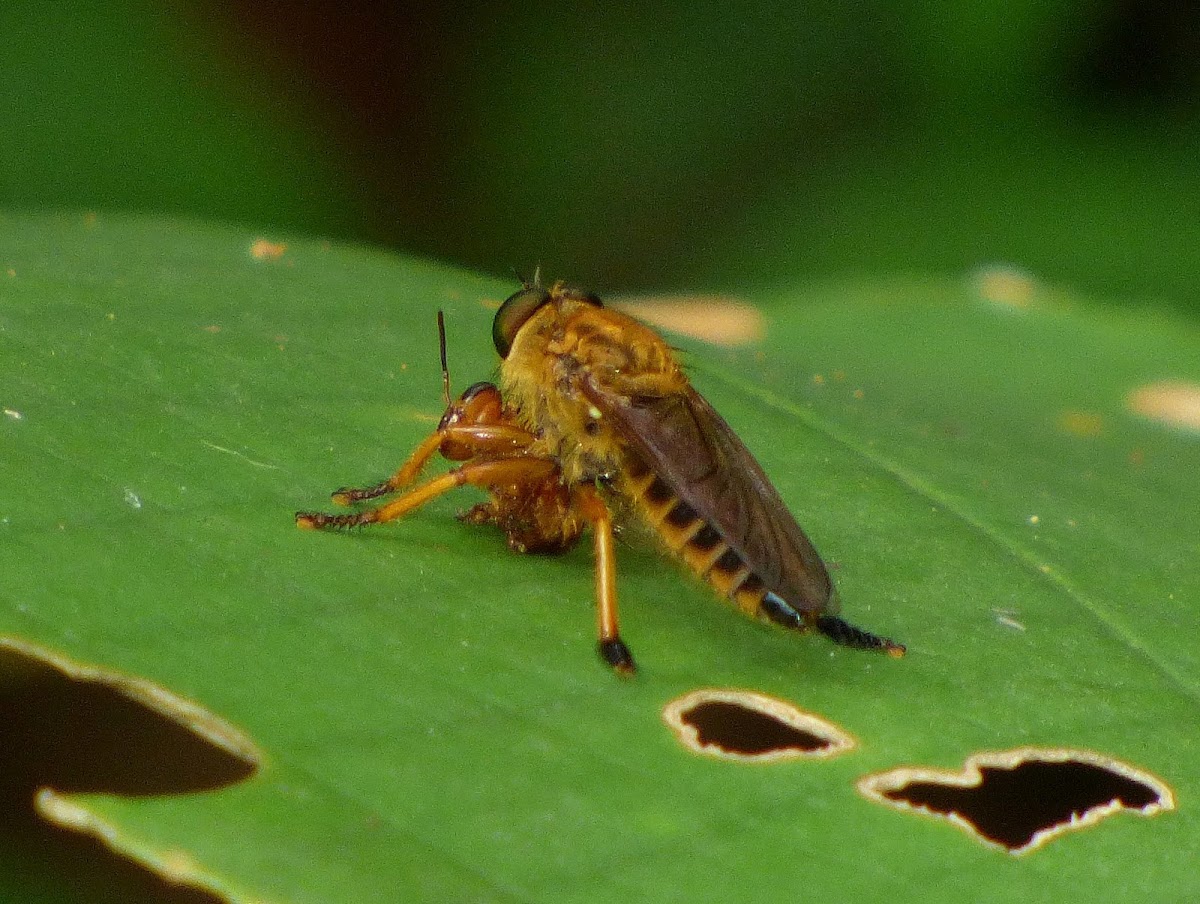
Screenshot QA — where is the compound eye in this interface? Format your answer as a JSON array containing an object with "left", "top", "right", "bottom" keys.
[
  {"left": 559, "top": 288, "right": 604, "bottom": 308},
  {"left": 493, "top": 286, "right": 551, "bottom": 358}
]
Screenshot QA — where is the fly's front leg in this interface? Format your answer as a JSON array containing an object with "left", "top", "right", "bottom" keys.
[
  {"left": 331, "top": 424, "right": 536, "bottom": 505},
  {"left": 327, "top": 382, "right": 534, "bottom": 505},
  {"left": 331, "top": 431, "right": 445, "bottom": 504},
  {"left": 297, "top": 457, "right": 557, "bottom": 530},
  {"left": 576, "top": 485, "right": 635, "bottom": 675}
]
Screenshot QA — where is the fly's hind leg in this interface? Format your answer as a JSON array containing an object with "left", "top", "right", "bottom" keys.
[
  {"left": 297, "top": 457, "right": 556, "bottom": 530},
  {"left": 814, "top": 615, "right": 905, "bottom": 658},
  {"left": 576, "top": 485, "right": 636, "bottom": 675},
  {"left": 760, "top": 592, "right": 905, "bottom": 658}
]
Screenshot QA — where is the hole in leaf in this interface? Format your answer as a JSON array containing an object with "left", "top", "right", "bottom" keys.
[
  {"left": 857, "top": 747, "right": 1174, "bottom": 854},
  {"left": 0, "top": 636, "right": 260, "bottom": 795},
  {"left": 663, "top": 689, "right": 855, "bottom": 762},
  {"left": 0, "top": 786, "right": 228, "bottom": 904},
  {"left": 0, "top": 636, "right": 261, "bottom": 903}
]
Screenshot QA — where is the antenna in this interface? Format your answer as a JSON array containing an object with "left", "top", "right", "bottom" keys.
[
  {"left": 437, "top": 310, "right": 451, "bottom": 407},
  {"left": 512, "top": 265, "right": 543, "bottom": 290}
]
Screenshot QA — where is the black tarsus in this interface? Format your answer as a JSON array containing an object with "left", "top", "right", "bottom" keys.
[
  {"left": 761, "top": 592, "right": 905, "bottom": 656},
  {"left": 598, "top": 637, "right": 636, "bottom": 674},
  {"left": 332, "top": 480, "right": 394, "bottom": 504},
  {"left": 816, "top": 615, "right": 906, "bottom": 656},
  {"left": 295, "top": 510, "right": 373, "bottom": 531}
]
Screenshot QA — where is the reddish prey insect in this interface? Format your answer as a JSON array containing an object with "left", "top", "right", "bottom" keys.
[{"left": 296, "top": 280, "right": 905, "bottom": 673}]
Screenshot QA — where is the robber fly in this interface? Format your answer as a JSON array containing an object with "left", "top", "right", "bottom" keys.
[{"left": 296, "top": 279, "right": 905, "bottom": 673}]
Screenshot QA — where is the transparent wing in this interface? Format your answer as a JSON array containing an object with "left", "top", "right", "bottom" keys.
[{"left": 582, "top": 379, "right": 836, "bottom": 614}]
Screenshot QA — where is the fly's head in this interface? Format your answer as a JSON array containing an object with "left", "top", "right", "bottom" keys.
[
  {"left": 493, "top": 281, "right": 600, "bottom": 360},
  {"left": 492, "top": 281, "right": 681, "bottom": 481},
  {"left": 494, "top": 281, "right": 681, "bottom": 401}
]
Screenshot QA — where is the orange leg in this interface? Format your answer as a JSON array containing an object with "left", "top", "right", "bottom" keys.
[
  {"left": 297, "top": 457, "right": 557, "bottom": 530},
  {"left": 577, "top": 486, "right": 635, "bottom": 675},
  {"left": 331, "top": 424, "right": 538, "bottom": 505},
  {"left": 332, "top": 431, "right": 445, "bottom": 504}
]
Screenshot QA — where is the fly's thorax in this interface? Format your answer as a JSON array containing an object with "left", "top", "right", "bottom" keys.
[{"left": 500, "top": 298, "right": 687, "bottom": 484}]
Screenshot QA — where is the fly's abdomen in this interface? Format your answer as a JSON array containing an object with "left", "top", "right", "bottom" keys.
[{"left": 623, "top": 458, "right": 767, "bottom": 619}]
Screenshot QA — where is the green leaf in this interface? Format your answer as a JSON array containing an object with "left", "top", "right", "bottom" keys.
[{"left": 1, "top": 214, "right": 1196, "bottom": 902}]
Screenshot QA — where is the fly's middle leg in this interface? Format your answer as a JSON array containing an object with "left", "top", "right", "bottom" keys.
[{"left": 576, "top": 485, "right": 636, "bottom": 675}]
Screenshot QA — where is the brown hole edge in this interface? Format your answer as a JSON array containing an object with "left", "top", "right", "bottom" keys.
[
  {"left": 663, "top": 688, "right": 856, "bottom": 761},
  {"left": 857, "top": 747, "right": 1175, "bottom": 854}
]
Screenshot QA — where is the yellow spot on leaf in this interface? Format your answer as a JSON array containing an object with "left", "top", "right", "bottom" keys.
[
  {"left": 974, "top": 265, "right": 1037, "bottom": 309},
  {"left": 1126, "top": 381, "right": 1200, "bottom": 433},
  {"left": 249, "top": 238, "right": 287, "bottom": 261},
  {"left": 617, "top": 296, "right": 764, "bottom": 346}
]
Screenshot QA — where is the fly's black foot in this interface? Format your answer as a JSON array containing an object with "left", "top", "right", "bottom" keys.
[
  {"left": 295, "top": 511, "right": 372, "bottom": 531},
  {"left": 816, "top": 615, "right": 905, "bottom": 658},
  {"left": 332, "top": 482, "right": 392, "bottom": 505},
  {"left": 599, "top": 637, "right": 637, "bottom": 675}
]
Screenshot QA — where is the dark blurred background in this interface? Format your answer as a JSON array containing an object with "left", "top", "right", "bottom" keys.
[{"left": 3, "top": 1, "right": 1199, "bottom": 310}]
